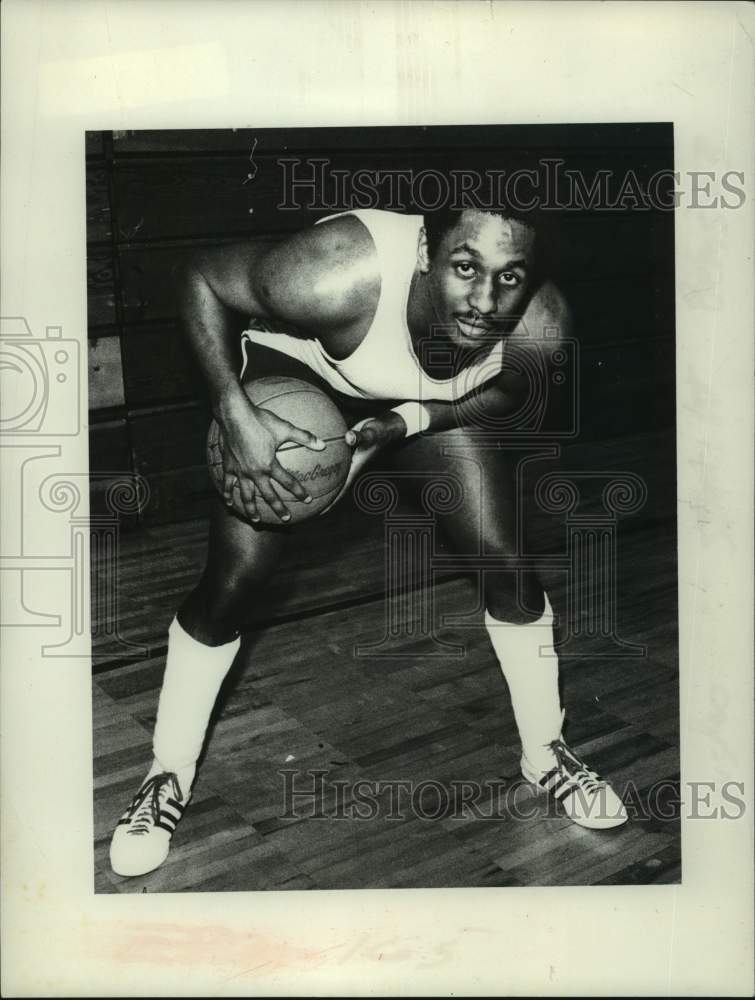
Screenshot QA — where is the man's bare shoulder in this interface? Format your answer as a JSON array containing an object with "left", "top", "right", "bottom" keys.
[
  {"left": 513, "top": 279, "right": 573, "bottom": 344},
  {"left": 257, "top": 214, "right": 380, "bottom": 330}
]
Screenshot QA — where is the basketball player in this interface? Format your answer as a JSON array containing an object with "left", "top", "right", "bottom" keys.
[{"left": 109, "top": 205, "right": 628, "bottom": 878}]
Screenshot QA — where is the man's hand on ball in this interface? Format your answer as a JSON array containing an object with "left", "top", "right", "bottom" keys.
[
  {"left": 219, "top": 398, "right": 325, "bottom": 523},
  {"left": 344, "top": 410, "right": 407, "bottom": 452},
  {"left": 320, "top": 410, "right": 406, "bottom": 514}
]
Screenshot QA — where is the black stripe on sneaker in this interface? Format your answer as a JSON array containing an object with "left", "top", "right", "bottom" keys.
[
  {"left": 156, "top": 820, "right": 177, "bottom": 833},
  {"left": 166, "top": 798, "right": 185, "bottom": 813},
  {"left": 557, "top": 783, "right": 580, "bottom": 803},
  {"left": 545, "top": 777, "right": 569, "bottom": 797},
  {"left": 539, "top": 768, "right": 560, "bottom": 789}
]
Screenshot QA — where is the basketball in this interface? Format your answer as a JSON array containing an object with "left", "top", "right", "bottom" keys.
[{"left": 207, "top": 376, "right": 351, "bottom": 524}]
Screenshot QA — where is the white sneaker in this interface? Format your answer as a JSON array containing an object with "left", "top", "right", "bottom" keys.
[
  {"left": 521, "top": 737, "right": 628, "bottom": 830},
  {"left": 109, "top": 764, "right": 192, "bottom": 877}
]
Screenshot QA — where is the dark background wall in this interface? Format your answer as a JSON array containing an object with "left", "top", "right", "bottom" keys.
[{"left": 86, "top": 125, "right": 675, "bottom": 527}]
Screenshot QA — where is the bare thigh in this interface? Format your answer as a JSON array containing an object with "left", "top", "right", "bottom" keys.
[
  {"left": 177, "top": 341, "right": 396, "bottom": 645},
  {"left": 177, "top": 498, "right": 291, "bottom": 645},
  {"left": 381, "top": 428, "right": 545, "bottom": 622}
]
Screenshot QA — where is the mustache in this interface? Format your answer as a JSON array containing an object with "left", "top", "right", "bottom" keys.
[{"left": 455, "top": 313, "right": 510, "bottom": 328}]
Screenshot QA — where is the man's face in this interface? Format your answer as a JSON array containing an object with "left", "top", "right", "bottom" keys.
[{"left": 420, "top": 210, "right": 536, "bottom": 349}]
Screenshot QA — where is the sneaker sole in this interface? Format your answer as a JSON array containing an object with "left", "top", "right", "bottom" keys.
[
  {"left": 110, "top": 844, "right": 171, "bottom": 878},
  {"left": 522, "top": 768, "right": 629, "bottom": 830}
]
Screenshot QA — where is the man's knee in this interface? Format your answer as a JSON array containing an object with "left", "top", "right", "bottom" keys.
[
  {"left": 180, "top": 562, "right": 264, "bottom": 642},
  {"left": 207, "top": 563, "right": 262, "bottom": 615},
  {"left": 484, "top": 572, "right": 544, "bottom": 625}
]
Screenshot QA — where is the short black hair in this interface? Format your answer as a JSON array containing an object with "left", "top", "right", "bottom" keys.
[{"left": 422, "top": 205, "right": 542, "bottom": 261}]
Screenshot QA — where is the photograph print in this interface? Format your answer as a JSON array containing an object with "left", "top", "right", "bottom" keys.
[{"left": 87, "top": 122, "right": 682, "bottom": 892}]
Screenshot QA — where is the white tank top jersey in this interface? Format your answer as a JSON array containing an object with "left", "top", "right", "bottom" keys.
[{"left": 241, "top": 208, "right": 506, "bottom": 402}]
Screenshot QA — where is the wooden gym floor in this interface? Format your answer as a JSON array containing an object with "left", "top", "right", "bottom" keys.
[{"left": 92, "top": 428, "right": 680, "bottom": 892}]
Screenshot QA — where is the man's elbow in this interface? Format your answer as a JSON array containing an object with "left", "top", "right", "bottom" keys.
[{"left": 174, "top": 252, "right": 208, "bottom": 289}]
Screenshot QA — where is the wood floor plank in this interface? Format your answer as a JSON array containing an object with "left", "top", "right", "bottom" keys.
[{"left": 92, "top": 428, "right": 681, "bottom": 891}]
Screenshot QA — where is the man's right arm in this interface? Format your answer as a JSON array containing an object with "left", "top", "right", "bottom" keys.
[
  {"left": 177, "top": 216, "right": 374, "bottom": 417},
  {"left": 175, "top": 217, "right": 375, "bottom": 521},
  {"left": 177, "top": 241, "right": 272, "bottom": 425},
  {"left": 175, "top": 239, "right": 314, "bottom": 522}
]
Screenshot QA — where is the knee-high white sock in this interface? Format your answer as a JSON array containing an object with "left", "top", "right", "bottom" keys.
[
  {"left": 152, "top": 616, "right": 241, "bottom": 776},
  {"left": 485, "top": 593, "right": 563, "bottom": 769}
]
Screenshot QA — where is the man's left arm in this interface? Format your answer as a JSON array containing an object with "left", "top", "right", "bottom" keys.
[
  {"left": 334, "top": 280, "right": 573, "bottom": 510},
  {"left": 392, "top": 278, "right": 574, "bottom": 437}
]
